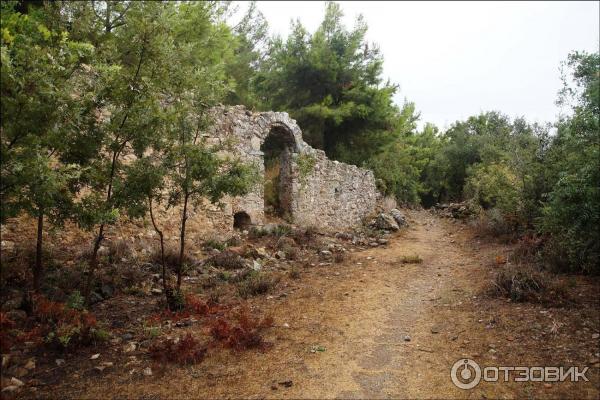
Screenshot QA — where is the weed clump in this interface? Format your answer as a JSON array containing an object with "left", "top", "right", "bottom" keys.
[
  {"left": 149, "top": 333, "right": 207, "bottom": 365},
  {"left": 400, "top": 255, "right": 423, "bottom": 264},
  {"left": 489, "top": 266, "right": 571, "bottom": 306},
  {"left": 206, "top": 250, "right": 246, "bottom": 270},
  {"left": 203, "top": 238, "right": 227, "bottom": 251},
  {"left": 289, "top": 266, "right": 301, "bottom": 279},
  {"left": 236, "top": 272, "right": 278, "bottom": 298},
  {"left": 209, "top": 307, "right": 273, "bottom": 351}
]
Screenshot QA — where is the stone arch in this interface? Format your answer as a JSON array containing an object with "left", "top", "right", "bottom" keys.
[
  {"left": 261, "top": 123, "right": 299, "bottom": 222},
  {"left": 233, "top": 211, "right": 252, "bottom": 230}
]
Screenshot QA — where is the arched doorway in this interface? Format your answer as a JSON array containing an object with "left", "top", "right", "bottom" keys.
[
  {"left": 261, "top": 125, "right": 297, "bottom": 221},
  {"left": 233, "top": 211, "right": 252, "bottom": 230}
]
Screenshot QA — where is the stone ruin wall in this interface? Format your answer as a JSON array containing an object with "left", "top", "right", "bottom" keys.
[{"left": 197, "top": 105, "right": 380, "bottom": 233}]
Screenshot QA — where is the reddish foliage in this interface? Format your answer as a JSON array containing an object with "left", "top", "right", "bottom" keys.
[
  {"left": 0, "top": 296, "right": 100, "bottom": 351},
  {"left": 209, "top": 307, "right": 273, "bottom": 351},
  {"left": 149, "top": 333, "right": 207, "bottom": 365},
  {"left": 185, "top": 294, "right": 226, "bottom": 316},
  {"left": 147, "top": 310, "right": 191, "bottom": 325},
  {"left": 515, "top": 234, "right": 544, "bottom": 259},
  {"left": 35, "top": 297, "right": 65, "bottom": 322},
  {"left": 146, "top": 295, "right": 227, "bottom": 325}
]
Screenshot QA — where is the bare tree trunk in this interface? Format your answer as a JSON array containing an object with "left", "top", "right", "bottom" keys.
[
  {"left": 33, "top": 211, "right": 43, "bottom": 293},
  {"left": 84, "top": 223, "right": 104, "bottom": 304},
  {"left": 148, "top": 198, "right": 168, "bottom": 303},
  {"left": 177, "top": 191, "right": 190, "bottom": 291}
]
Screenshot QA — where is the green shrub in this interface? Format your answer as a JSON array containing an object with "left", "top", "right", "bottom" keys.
[
  {"left": 237, "top": 272, "right": 278, "bottom": 299},
  {"left": 66, "top": 290, "right": 85, "bottom": 311}
]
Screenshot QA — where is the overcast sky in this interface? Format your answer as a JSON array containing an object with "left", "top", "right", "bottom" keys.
[{"left": 236, "top": 1, "right": 599, "bottom": 129}]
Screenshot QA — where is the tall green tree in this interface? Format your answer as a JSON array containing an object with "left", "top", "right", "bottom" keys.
[
  {"left": 255, "top": 2, "right": 400, "bottom": 163},
  {"left": 1, "top": 1, "right": 95, "bottom": 292},
  {"left": 70, "top": 1, "right": 172, "bottom": 303},
  {"left": 539, "top": 51, "right": 600, "bottom": 273},
  {"left": 224, "top": 1, "right": 269, "bottom": 108}
]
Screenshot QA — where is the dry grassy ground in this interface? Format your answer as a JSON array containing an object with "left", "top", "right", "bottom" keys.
[{"left": 3, "top": 210, "right": 599, "bottom": 399}]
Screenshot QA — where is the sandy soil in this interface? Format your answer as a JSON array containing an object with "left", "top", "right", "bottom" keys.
[{"left": 23, "top": 210, "right": 600, "bottom": 399}]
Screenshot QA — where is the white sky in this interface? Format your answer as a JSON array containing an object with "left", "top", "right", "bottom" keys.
[{"left": 234, "top": 1, "right": 599, "bottom": 130}]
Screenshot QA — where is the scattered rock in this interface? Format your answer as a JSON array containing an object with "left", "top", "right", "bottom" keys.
[
  {"left": 592, "top": 333, "right": 599, "bottom": 339},
  {"left": 275, "top": 251, "right": 286, "bottom": 260},
  {"left": 403, "top": 335, "right": 411, "bottom": 342},
  {"left": 175, "top": 320, "right": 192, "bottom": 328},
  {"left": 10, "top": 377, "right": 24, "bottom": 387},
  {"left": 90, "top": 354, "right": 100, "bottom": 360},
  {"left": 55, "top": 359, "right": 65, "bottom": 367},
  {"left": 430, "top": 325, "right": 441, "bottom": 334},
  {"left": 89, "top": 291, "right": 104, "bottom": 305},
  {"left": 2, "top": 354, "right": 11, "bottom": 369},
  {"left": 1, "top": 385, "right": 19, "bottom": 393},
  {"left": 373, "top": 213, "right": 399, "bottom": 231},
  {"left": 255, "top": 247, "right": 268, "bottom": 258},
  {"left": 151, "top": 288, "right": 163, "bottom": 295},
  {"left": 435, "top": 202, "right": 473, "bottom": 219},
  {"left": 100, "top": 284, "right": 114, "bottom": 299},
  {"left": 98, "top": 246, "right": 109, "bottom": 257},
  {"left": 390, "top": 209, "right": 408, "bottom": 227},
  {"left": 369, "top": 242, "right": 379, "bottom": 247},
  {"left": 335, "top": 232, "right": 353, "bottom": 241},
  {"left": 24, "top": 358, "right": 35, "bottom": 370},
  {"left": 251, "top": 260, "right": 262, "bottom": 271},
  {"left": 319, "top": 250, "right": 332, "bottom": 258},
  {"left": 278, "top": 380, "right": 293, "bottom": 388},
  {"left": 377, "top": 238, "right": 388, "bottom": 245},
  {"left": 143, "top": 367, "right": 153, "bottom": 376},
  {"left": 122, "top": 333, "right": 134, "bottom": 341},
  {"left": 0, "top": 240, "right": 15, "bottom": 255},
  {"left": 123, "top": 342, "right": 137, "bottom": 353}
]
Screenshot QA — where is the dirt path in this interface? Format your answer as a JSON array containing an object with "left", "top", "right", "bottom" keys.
[{"left": 51, "top": 210, "right": 599, "bottom": 399}]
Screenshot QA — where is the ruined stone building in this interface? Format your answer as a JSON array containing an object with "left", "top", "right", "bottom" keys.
[{"left": 202, "top": 106, "right": 380, "bottom": 232}]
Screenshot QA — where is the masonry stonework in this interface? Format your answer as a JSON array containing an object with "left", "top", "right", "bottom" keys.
[{"left": 206, "top": 105, "right": 380, "bottom": 232}]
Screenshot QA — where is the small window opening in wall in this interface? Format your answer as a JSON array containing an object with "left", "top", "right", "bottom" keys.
[{"left": 233, "top": 211, "right": 252, "bottom": 230}]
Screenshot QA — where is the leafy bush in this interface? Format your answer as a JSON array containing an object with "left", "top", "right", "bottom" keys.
[
  {"left": 66, "top": 290, "right": 85, "bottom": 311},
  {"left": 203, "top": 238, "right": 227, "bottom": 251},
  {"left": 465, "top": 163, "right": 522, "bottom": 219},
  {"left": 538, "top": 165, "right": 600, "bottom": 274}
]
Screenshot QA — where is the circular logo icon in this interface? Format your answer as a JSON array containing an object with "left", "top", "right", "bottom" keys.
[{"left": 451, "top": 358, "right": 482, "bottom": 389}]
